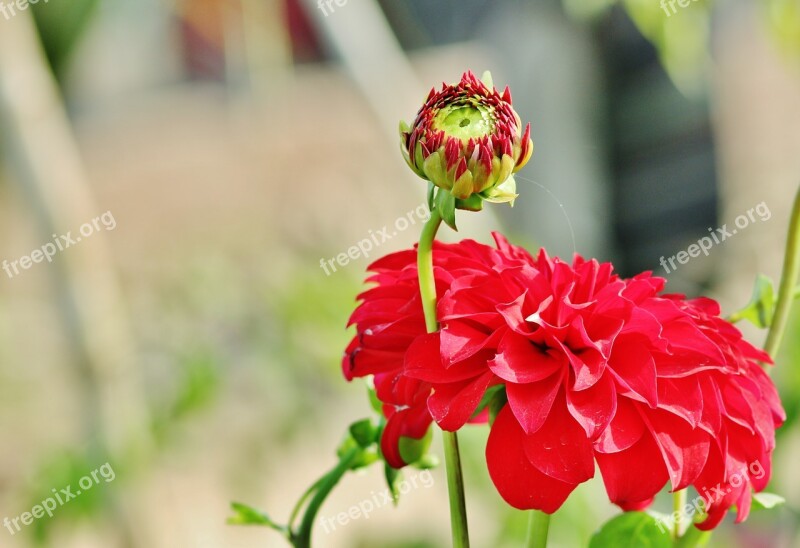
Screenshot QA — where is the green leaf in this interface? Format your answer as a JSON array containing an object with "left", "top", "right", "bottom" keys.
[
  {"left": 336, "top": 435, "right": 358, "bottom": 461},
  {"left": 349, "top": 419, "right": 378, "bottom": 448},
  {"left": 482, "top": 175, "right": 518, "bottom": 205},
  {"left": 398, "top": 427, "right": 433, "bottom": 465},
  {"left": 752, "top": 492, "right": 786, "bottom": 510},
  {"left": 436, "top": 190, "right": 458, "bottom": 231},
  {"left": 412, "top": 454, "right": 440, "bottom": 470},
  {"left": 456, "top": 194, "right": 484, "bottom": 212},
  {"left": 351, "top": 449, "right": 380, "bottom": 470},
  {"left": 589, "top": 512, "right": 672, "bottom": 548},
  {"left": 384, "top": 464, "right": 402, "bottom": 505},
  {"left": 729, "top": 274, "right": 776, "bottom": 328},
  {"left": 227, "top": 502, "right": 286, "bottom": 532},
  {"left": 427, "top": 182, "right": 436, "bottom": 212},
  {"left": 481, "top": 71, "right": 494, "bottom": 89}
]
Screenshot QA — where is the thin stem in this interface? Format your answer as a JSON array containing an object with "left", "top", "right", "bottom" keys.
[
  {"left": 417, "top": 208, "right": 470, "bottom": 547},
  {"left": 442, "top": 430, "right": 470, "bottom": 548},
  {"left": 673, "top": 489, "right": 687, "bottom": 539},
  {"left": 288, "top": 476, "right": 325, "bottom": 533},
  {"left": 292, "top": 448, "right": 360, "bottom": 548},
  {"left": 418, "top": 209, "right": 443, "bottom": 333},
  {"left": 765, "top": 185, "right": 800, "bottom": 358},
  {"left": 525, "top": 511, "right": 551, "bottom": 548}
]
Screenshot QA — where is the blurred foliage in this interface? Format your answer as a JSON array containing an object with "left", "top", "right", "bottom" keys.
[
  {"left": 764, "top": 0, "right": 800, "bottom": 56},
  {"left": 32, "top": 0, "right": 99, "bottom": 77},
  {"left": 563, "top": 0, "right": 800, "bottom": 96},
  {"left": 26, "top": 450, "right": 117, "bottom": 545},
  {"left": 728, "top": 275, "right": 776, "bottom": 329},
  {"left": 151, "top": 349, "right": 222, "bottom": 445}
]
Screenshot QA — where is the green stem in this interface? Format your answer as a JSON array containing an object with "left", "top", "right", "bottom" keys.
[
  {"left": 288, "top": 476, "right": 324, "bottom": 533},
  {"left": 292, "top": 448, "right": 360, "bottom": 548},
  {"left": 418, "top": 209, "right": 443, "bottom": 333},
  {"left": 525, "top": 511, "right": 550, "bottom": 548},
  {"left": 417, "top": 208, "right": 470, "bottom": 548},
  {"left": 764, "top": 185, "right": 800, "bottom": 359},
  {"left": 673, "top": 490, "right": 687, "bottom": 539},
  {"left": 442, "top": 430, "right": 470, "bottom": 548}
]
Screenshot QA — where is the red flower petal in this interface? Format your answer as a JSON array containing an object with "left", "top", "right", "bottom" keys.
[
  {"left": 428, "top": 371, "right": 497, "bottom": 431},
  {"left": 506, "top": 371, "right": 563, "bottom": 435},
  {"left": 522, "top": 392, "right": 595, "bottom": 484},
  {"left": 596, "top": 431, "right": 669, "bottom": 509},
  {"left": 486, "top": 406, "right": 578, "bottom": 512},
  {"left": 567, "top": 372, "right": 617, "bottom": 440},
  {"left": 488, "top": 331, "right": 563, "bottom": 383}
]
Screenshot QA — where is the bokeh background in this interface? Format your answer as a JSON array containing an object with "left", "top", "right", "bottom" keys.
[{"left": 0, "top": 0, "right": 799, "bottom": 546}]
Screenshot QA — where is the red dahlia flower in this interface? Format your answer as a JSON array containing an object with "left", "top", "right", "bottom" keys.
[
  {"left": 345, "top": 234, "right": 784, "bottom": 530},
  {"left": 400, "top": 71, "right": 533, "bottom": 205}
]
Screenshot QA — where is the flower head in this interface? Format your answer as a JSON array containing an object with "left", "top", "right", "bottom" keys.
[
  {"left": 345, "top": 234, "right": 784, "bottom": 529},
  {"left": 401, "top": 71, "right": 533, "bottom": 205}
]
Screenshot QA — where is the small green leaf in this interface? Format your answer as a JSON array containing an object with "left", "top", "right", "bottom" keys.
[
  {"left": 228, "top": 502, "right": 286, "bottom": 532},
  {"left": 412, "top": 454, "right": 440, "bottom": 470},
  {"left": 752, "top": 492, "right": 786, "bottom": 510},
  {"left": 336, "top": 435, "right": 358, "bottom": 461},
  {"left": 384, "top": 464, "right": 402, "bottom": 505},
  {"left": 481, "top": 70, "right": 494, "bottom": 89},
  {"left": 589, "top": 512, "right": 672, "bottom": 548},
  {"left": 350, "top": 449, "right": 380, "bottom": 470},
  {"left": 427, "top": 182, "right": 436, "bottom": 212},
  {"left": 436, "top": 190, "right": 458, "bottom": 230},
  {"left": 482, "top": 175, "right": 518, "bottom": 205},
  {"left": 398, "top": 427, "right": 433, "bottom": 465},
  {"left": 729, "top": 275, "right": 776, "bottom": 328},
  {"left": 456, "top": 194, "right": 484, "bottom": 212},
  {"left": 349, "top": 419, "right": 378, "bottom": 448}
]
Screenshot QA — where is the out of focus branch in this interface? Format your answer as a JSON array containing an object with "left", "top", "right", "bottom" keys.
[{"left": 0, "top": 10, "right": 152, "bottom": 543}]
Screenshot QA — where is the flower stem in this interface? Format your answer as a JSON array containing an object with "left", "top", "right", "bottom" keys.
[
  {"left": 417, "top": 207, "right": 470, "bottom": 548},
  {"left": 673, "top": 489, "right": 687, "bottom": 538},
  {"left": 292, "top": 448, "right": 360, "bottom": 548},
  {"left": 418, "top": 209, "right": 443, "bottom": 333},
  {"left": 764, "top": 185, "right": 800, "bottom": 359},
  {"left": 525, "top": 511, "right": 550, "bottom": 548}
]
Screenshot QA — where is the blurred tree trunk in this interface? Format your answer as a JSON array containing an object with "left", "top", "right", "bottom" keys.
[{"left": 0, "top": 10, "right": 152, "bottom": 547}]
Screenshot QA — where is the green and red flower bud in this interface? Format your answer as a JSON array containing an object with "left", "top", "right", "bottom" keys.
[{"left": 401, "top": 71, "right": 533, "bottom": 205}]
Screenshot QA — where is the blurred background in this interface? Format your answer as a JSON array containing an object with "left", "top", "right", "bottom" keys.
[{"left": 0, "top": 0, "right": 799, "bottom": 546}]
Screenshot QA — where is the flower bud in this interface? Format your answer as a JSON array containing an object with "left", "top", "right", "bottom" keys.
[{"left": 401, "top": 71, "right": 533, "bottom": 206}]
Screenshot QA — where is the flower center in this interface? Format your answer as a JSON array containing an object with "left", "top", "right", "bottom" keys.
[{"left": 433, "top": 104, "right": 494, "bottom": 142}]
